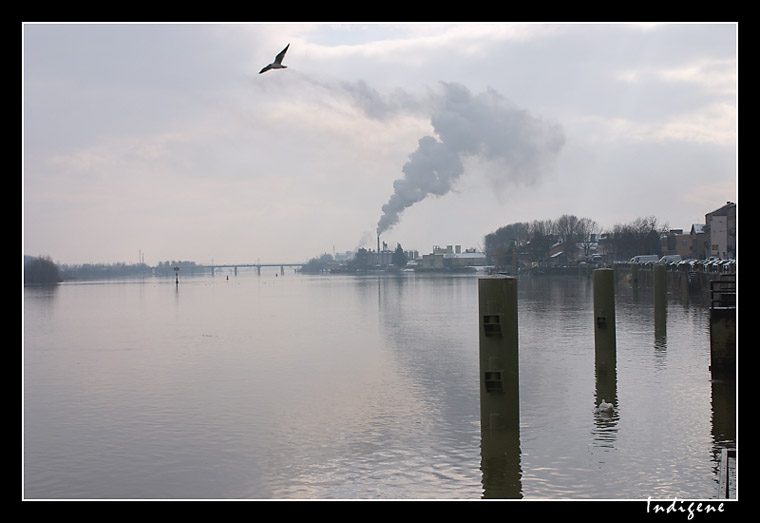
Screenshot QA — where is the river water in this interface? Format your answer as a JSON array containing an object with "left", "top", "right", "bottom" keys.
[{"left": 23, "top": 269, "right": 736, "bottom": 499}]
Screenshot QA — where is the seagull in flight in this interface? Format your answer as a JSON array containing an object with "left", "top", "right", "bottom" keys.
[{"left": 259, "top": 44, "right": 290, "bottom": 74}]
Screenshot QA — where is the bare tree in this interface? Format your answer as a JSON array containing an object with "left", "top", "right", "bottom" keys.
[
  {"left": 577, "top": 217, "right": 601, "bottom": 258},
  {"left": 555, "top": 214, "right": 581, "bottom": 258},
  {"left": 606, "top": 216, "right": 668, "bottom": 260},
  {"left": 526, "top": 219, "right": 556, "bottom": 265}
]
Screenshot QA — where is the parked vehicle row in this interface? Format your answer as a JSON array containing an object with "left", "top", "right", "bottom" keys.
[
  {"left": 629, "top": 255, "right": 660, "bottom": 264},
  {"left": 676, "top": 257, "right": 735, "bottom": 273},
  {"left": 626, "top": 255, "right": 735, "bottom": 273}
]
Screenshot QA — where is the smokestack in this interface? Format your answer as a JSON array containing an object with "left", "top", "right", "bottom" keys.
[{"left": 377, "top": 234, "right": 381, "bottom": 252}]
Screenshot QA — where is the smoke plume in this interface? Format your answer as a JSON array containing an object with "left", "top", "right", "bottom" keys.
[{"left": 370, "top": 82, "right": 565, "bottom": 235}]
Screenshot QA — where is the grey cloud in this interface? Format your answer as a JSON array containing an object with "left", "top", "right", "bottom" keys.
[{"left": 339, "top": 79, "right": 425, "bottom": 120}]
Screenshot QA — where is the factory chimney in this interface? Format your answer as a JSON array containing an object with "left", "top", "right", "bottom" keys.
[{"left": 377, "top": 234, "right": 381, "bottom": 252}]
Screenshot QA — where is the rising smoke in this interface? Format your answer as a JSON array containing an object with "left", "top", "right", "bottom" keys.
[{"left": 349, "top": 81, "right": 566, "bottom": 236}]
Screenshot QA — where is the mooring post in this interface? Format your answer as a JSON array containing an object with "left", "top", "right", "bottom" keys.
[
  {"left": 653, "top": 263, "right": 667, "bottom": 346},
  {"left": 593, "top": 268, "right": 616, "bottom": 353},
  {"left": 478, "top": 276, "right": 522, "bottom": 498},
  {"left": 478, "top": 276, "right": 519, "bottom": 431},
  {"left": 593, "top": 268, "right": 618, "bottom": 413},
  {"left": 593, "top": 268, "right": 616, "bottom": 367},
  {"left": 710, "top": 276, "right": 736, "bottom": 377},
  {"left": 654, "top": 263, "right": 667, "bottom": 312}
]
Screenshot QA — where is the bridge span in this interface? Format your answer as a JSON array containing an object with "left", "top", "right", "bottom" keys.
[
  {"left": 165, "top": 263, "right": 304, "bottom": 276},
  {"left": 206, "top": 263, "right": 303, "bottom": 275}
]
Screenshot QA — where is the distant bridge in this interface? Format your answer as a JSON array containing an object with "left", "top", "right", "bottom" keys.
[
  {"left": 205, "top": 263, "right": 303, "bottom": 275},
  {"left": 163, "top": 263, "right": 304, "bottom": 276}
]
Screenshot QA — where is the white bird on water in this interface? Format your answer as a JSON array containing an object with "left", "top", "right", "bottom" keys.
[
  {"left": 259, "top": 44, "right": 290, "bottom": 74},
  {"left": 597, "top": 399, "right": 614, "bottom": 413}
]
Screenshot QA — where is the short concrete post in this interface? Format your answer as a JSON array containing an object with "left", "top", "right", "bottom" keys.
[
  {"left": 478, "top": 276, "right": 519, "bottom": 431},
  {"left": 710, "top": 276, "right": 736, "bottom": 377}
]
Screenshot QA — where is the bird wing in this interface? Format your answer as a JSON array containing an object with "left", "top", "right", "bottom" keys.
[
  {"left": 259, "top": 64, "right": 272, "bottom": 74},
  {"left": 274, "top": 44, "right": 289, "bottom": 65}
]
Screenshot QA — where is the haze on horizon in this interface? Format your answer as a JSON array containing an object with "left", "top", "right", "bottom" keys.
[{"left": 23, "top": 22, "right": 738, "bottom": 266}]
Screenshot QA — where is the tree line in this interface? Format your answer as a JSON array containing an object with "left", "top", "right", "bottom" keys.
[
  {"left": 484, "top": 215, "right": 666, "bottom": 266},
  {"left": 23, "top": 255, "right": 63, "bottom": 284},
  {"left": 23, "top": 256, "right": 160, "bottom": 283},
  {"left": 23, "top": 256, "right": 214, "bottom": 283}
]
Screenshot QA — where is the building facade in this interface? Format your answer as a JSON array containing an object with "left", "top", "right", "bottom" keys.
[{"left": 706, "top": 202, "right": 736, "bottom": 259}]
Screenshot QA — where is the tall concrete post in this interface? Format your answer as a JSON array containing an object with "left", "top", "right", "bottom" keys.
[
  {"left": 478, "top": 275, "right": 521, "bottom": 498},
  {"left": 593, "top": 268, "right": 618, "bottom": 416},
  {"left": 654, "top": 263, "right": 667, "bottom": 346},
  {"left": 478, "top": 276, "right": 519, "bottom": 430},
  {"left": 593, "top": 269, "right": 616, "bottom": 375},
  {"left": 654, "top": 263, "right": 667, "bottom": 312}
]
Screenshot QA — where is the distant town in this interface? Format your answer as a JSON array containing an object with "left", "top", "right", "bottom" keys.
[
  {"left": 302, "top": 201, "right": 736, "bottom": 274},
  {"left": 24, "top": 201, "right": 736, "bottom": 284}
]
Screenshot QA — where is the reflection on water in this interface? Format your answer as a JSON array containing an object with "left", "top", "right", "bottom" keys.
[{"left": 23, "top": 270, "right": 735, "bottom": 499}]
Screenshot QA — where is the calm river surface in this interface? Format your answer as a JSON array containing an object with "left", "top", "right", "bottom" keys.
[{"left": 23, "top": 269, "right": 736, "bottom": 499}]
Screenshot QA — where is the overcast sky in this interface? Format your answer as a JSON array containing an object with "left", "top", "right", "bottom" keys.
[{"left": 22, "top": 22, "right": 737, "bottom": 266}]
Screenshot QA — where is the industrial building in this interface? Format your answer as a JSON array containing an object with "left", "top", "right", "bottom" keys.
[{"left": 420, "top": 245, "right": 487, "bottom": 271}]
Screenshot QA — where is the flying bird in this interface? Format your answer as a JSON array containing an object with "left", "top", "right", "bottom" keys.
[{"left": 259, "top": 44, "right": 290, "bottom": 74}]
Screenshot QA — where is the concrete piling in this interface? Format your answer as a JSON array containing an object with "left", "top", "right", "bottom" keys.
[
  {"left": 654, "top": 263, "right": 667, "bottom": 314},
  {"left": 593, "top": 268, "right": 616, "bottom": 357},
  {"left": 710, "top": 276, "right": 736, "bottom": 376},
  {"left": 478, "top": 276, "right": 519, "bottom": 431},
  {"left": 478, "top": 275, "right": 521, "bottom": 498},
  {"left": 653, "top": 264, "right": 667, "bottom": 347},
  {"left": 593, "top": 268, "right": 618, "bottom": 414}
]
